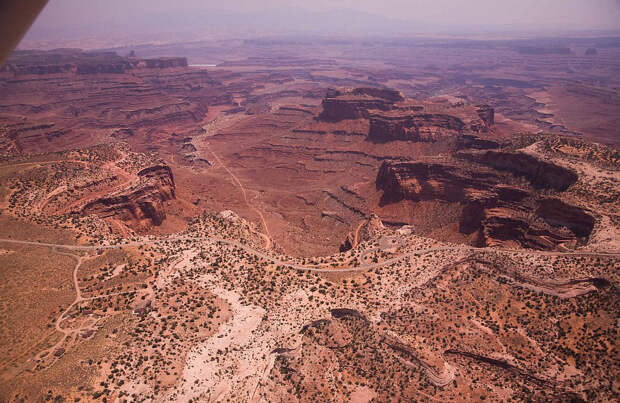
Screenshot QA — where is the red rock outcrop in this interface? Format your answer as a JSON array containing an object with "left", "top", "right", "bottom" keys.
[
  {"left": 82, "top": 165, "right": 175, "bottom": 227},
  {"left": 376, "top": 160, "right": 593, "bottom": 250},
  {"left": 458, "top": 150, "right": 578, "bottom": 191},
  {"left": 339, "top": 214, "right": 385, "bottom": 252},
  {"left": 456, "top": 134, "right": 501, "bottom": 150},
  {"left": 536, "top": 197, "right": 595, "bottom": 238},
  {"left": 368, "top": 113, "right": 466, "bottom": 143},
  {"left": 351, "top": 87, "right": 404, "bottom": 102},
  {"left": 318, "top": 88, "right": 400, "bottom": 121},
  {"left": 376, "top": 160, "right": 496, "bottom": 205},
  {"left": 476, "top": 105, "right": 495, "bottom": 127}
]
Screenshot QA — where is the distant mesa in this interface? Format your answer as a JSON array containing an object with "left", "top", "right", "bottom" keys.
[
  {"left": 368, "top": 112, "right": 466, "bottom": 143},
  {"left": 351, "top": 87, "right": 405, "bottom": 102},
  {"left": 318, "top": 86, "right": 496, "bottom": 144},
  {"left": 1, "top": 49, "right": 188, "bottom": 75},
  {"left": 585, "top": 48, "right": 598, "bottom": 56},
  {"left": 318, "top": 87, "right": 403, "bottom": 121},
  {"left": 136, "top": 57, "right": 188, "bottom": 69},
  {"left": 516, "top": 47, "right": 571, "bottom": 55}
]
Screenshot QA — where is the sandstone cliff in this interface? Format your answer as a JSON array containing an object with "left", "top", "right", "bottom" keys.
[
  {"left": 376, "top": 160, "right": 593, "bottom": 250},
  {"left": 82, "top": 165, "right": 175, "bottom": 227},
  {"left": 368, "top": 113, "right": 466, "bottom": 143},
  {"left": 476, "top": 105, "right": 495, "bottom": 127},
  {"left": 318, "top": 87, "right": 401, "bottom": 121},
  {"left": 458, "top": 150, "right": 578, "bottom": 191}
]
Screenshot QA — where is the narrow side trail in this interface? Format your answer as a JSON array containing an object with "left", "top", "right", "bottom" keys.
[
  {"left": 352, "top": 220, "right": 365, "bottom": 248},
  {"left": 33, "top": 247, "right": 83, "bottom": 365},
  {"left": 30, "top": 246, "right": 141, "bottom": 368},
  {"left": 1, "top": 237, "right": 617, "bottom": 273},
  {"left": 202, "top": 141, "right": 273, "bottom": 250},
  {"left": 1, "top": 235, "right": 617, "bottom": 372},
  {"left": 198, "top": 112, "right": 273, "bottom": 250}
]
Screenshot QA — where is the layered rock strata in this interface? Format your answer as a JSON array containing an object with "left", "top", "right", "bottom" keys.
[
  {"left": 376, "top": 160, "right": 593, "bottom": 250},
  {"left": 82, "top": 165, "right": 175, "bottom": 227}
]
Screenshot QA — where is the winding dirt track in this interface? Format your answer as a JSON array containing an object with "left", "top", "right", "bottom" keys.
[
  {"left": 352, "top": 220, "right": 365, "bottom": 249},
  {"left": 1, "top": 235, "right": 616, "bottom": 374},
  {"left": 29, "top": 246, "right": 140, "bottom": 366},
  {"left": 202, "top": 142, "right": 273, "bottom": 250},
  {"left": 198, "top": 112, "right": 273, "bottom": 250},
  {"left": 1, "top": 237, "right": 618, "bottom": 274}
]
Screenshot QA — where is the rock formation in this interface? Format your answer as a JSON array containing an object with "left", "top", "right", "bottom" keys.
[
  {"left": 458, "top": 150, "right": 578, "bottom": 191},
  {"left": 318, "top": 88, "right": 400, "bottom": 121},
  {"left": 476, "top": 105, "right": 495, "bottom": 127},
  {"left": 376, "top": 160, "right": 593, "bottom": 250},
  {"left": 339, "top": 214, "right": 385, "bottom": 252},
  {"left": 456, "top": 134, "right": 500, "bottom": 150},
  {"left": 536, "top": 198, "right": 595, "bottom": 238},
  {"left": 368, "top": 113, "right": 466, "bottom": 143},
  {"left": 351, "top": 87, "right": 404, "bottom": 102},
  {"left": 137, "top": 57, "right": 188, "bottom": 69},
  {"left": 82, "top": 165, "right": 175, "bottom": 227}
]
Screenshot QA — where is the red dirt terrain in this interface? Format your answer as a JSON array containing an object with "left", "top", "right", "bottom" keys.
[{"left": 0, "top": 38, "right": 618, "bottom": 402}]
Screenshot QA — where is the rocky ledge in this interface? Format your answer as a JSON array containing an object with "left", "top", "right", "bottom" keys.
[
  {"left": 376, "top": 160, "right": 593, "bottom": 250},
  {"left": 318, "top": 87, "right": 403, "bottom": 121},
  {"left": 82, "top": 165, "right": 175, "bottom": 227},
  {"left": 317, "top": 86, "right": 496, "bottom": 145},
  {"left": 368, "top": 113, "right": 466, "bottom": 143},
  {"left": 458, "top": 150, "right": 578, "bottom": 191}
]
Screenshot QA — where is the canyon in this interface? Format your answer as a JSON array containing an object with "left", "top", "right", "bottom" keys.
[{"left": 0, "top": 36, "right": 618, "bottom": 402}]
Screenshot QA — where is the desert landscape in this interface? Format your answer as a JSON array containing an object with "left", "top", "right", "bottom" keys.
[{"left": 0, "top": 25, "right": 619, "bottom": 403}]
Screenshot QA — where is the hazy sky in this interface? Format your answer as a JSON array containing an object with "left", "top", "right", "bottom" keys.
[{"left": 22, "top": 0, "right": 620, "bottom": 45}]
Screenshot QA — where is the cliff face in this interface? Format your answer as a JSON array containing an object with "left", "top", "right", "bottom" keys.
[
  {"left": 456, "top": 135, "right": 500, "bottom": 150},
  {"left": 368, "top": 114, "right": 466, "bottom": 143},
  {"left": 536, "top": 198, "right": 595, "bottom": 238},
  {"left": 458, "top": 151, "right": 578, "bottom": 191},
  {"left": 319, "top": 98, "right": 394, "bottom": 121},
  {"left": 351, "top": 87, "right": 404, "bottom": 102},
  {"left": 318, "top": 87, "right": 402, "bottom": 122},
  {"left": 376, "top": 161, "right": 491, "bottom": 204},
  {"left": 376, "top": 160, "right": 593, "bottom": 250},
  {"left": 476, "top": 105, "right": 495, "bottom": 127},
  {"left": 82, "top": 165, "right": 175, "bottom": 227},
  {"left": 318, "top": 86, "right": 493, "bottom": 147}
]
